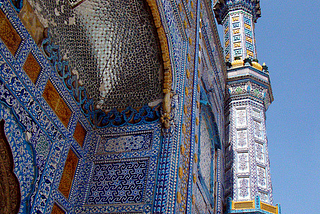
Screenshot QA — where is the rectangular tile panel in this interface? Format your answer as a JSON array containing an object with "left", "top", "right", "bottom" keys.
[
  {"left": 0, "top": 9, "right": 22, "bottom": 55},
  {"left": 23, "top": 52, "right": 41, "bottom": 83},
  {"left": 43, "top": 80, "right": 72, "bottom": 128},
  {"left": 58, "top": 149, "right": 78, "bottom": 199}
]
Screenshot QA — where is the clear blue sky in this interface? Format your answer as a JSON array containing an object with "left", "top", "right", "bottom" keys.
[{"left": 254, "top": 0, "right": 320, "bottom": 213}]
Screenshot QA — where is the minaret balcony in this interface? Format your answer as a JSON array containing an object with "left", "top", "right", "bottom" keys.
[{"left": 227, "top": 196, "right": 281, "bottom": 214}]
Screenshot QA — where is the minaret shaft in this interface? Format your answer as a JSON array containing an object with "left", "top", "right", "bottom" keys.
[
  {"left": 225, "top": 97, "right": 273, "bottom": 203},
  {"left": 214, "top": 1, "right": 280, "bottom": 213},
  {"left": 223, "top": 10, "right": 257, "bottom": 62}
]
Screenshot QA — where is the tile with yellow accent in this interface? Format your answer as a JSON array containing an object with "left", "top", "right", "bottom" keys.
[
  {"left": 58, "top": 149, "right": 78, "bottom": 199},
  {"left": 73, "top": 122, "right": 86, "bottom": 147},
  {"left": 23, "top": 52, "right": 41, "bottom": 84},
  {"left": 0, "top": 9, "right": 22, "bottom": 56},
  {"left": 51, "top": 203, "right": 65, "bottom": 214},
  {"left": 18, "top": 0, "right": 45, "bottom": 45},
  {"left": 43, "top": 80, "right": 72, "bottom": 128}
]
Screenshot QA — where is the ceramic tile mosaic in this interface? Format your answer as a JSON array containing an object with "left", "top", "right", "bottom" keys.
[
  {"left": 29, "top": 0, "right": 163, "bottom": 111},
  {"left": 0, "top": 0, "right": 278, "bottom": 213}
]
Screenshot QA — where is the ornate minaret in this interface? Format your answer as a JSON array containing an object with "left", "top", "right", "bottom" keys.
[{"left": 214, "top": 1, "right": 281, "bottom": 213}]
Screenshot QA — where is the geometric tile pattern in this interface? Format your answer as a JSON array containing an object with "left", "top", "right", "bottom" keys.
[
  {"left": 199, "top": 115, "right": 213, "bottom": 191},
  {"left": 226, "top": 98, "right": 274, "bottom": 204},
  {"left": 87, "top": 158, "right": 149, "bottom": 205},
  {"left": 0, "top": 103, "right": 36, "bottom": 214},
  {"left": 74, "top": 123, "right": 161, "bottom": 214},
  {"left": 0, "top": 0, "right": 233, "bottom": 214},
  {"left": 96, "top": 132, "right": 153, "bottom": 154}
]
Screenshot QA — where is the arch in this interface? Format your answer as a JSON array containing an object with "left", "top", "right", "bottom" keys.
[
  {"left": 144, "top": 0, "right": 173, "bottom": 128},
  {"left": 0, "top": 119, "right": 21, "bottom": 214},
  {"left": 17, "top": 0, "right": 174, "bottom": 127},
  {"left": 0, "top": 101, "right": 37, "bottom": 214}
]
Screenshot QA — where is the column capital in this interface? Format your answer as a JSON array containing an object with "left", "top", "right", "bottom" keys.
[
  {"left": 213, "top": 0, "right": 261, "bottom": 24},
  {"left": 226, "top": 61, "right": 273, "bottom": 109}
]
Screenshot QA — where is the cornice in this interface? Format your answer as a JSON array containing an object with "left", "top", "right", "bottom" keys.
[{"left": 225, "top": 79, "right": 273, "bottom": 109}]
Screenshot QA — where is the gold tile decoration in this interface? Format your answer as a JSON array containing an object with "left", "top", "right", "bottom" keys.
[
  {"left": 246, "top": 50, "right": 254, "bottom": 58},
  {"left": 193, "top": 173, "right": 197, "bottom": 183},
  {"left": 233, "top": 29, "right": 240, "bottom": 34},
  {"left": 226, "top": 53, "right": 230, "bottom": 61},
  {"left": 232, "top": 16, "right": 240, "bottom": 22},
  {"left": 177, "top": 192, "right": 182, "bottom": 204},
  {"left": 224, "top": 27, "right": 229, "bottom": 34},
  {"left": 179, "top": 167, "right": 183, "bottom": 178},
  {"left": 23, "top": 52, "right": 41, "bottom": 84},
  {"left": 58, "top": 149, "right": 78, "bottom": 199},
  {"left": 232, "top": 200, "right": 255, "bottom": 210},
  {"left": 18, "top": 0, "right": 45, "bottom": 46},
  {"left": 194, "top": 153, "right": 198, "bottom": 163},
  {"left": 73, "top": 122, "right": 86, "bottom": 147},
  {"left": 182, "top": 124, "right": 186, "bottom": 134},
  {"left": 51, "top": 203, "right": 65, "bottom": 214},
  {"left": 186, "top": 69, "right": 190, "bottom": 78},
  {"left": 261, "top": 202, "right": 278, "bottom": 214},
  {"left": 43, "top": 80, "right": 72, "bottom": 128},
  {"left": 234, "top": 42, "right": 241, "bottom": 48},
  {"left": 185, "top": 87, "right": 189, "bottom": 96},
  {"left": 244, "top": 23, "right": 251, "bottom": 30},
  {"left": 180, "top": 145, "right": 185, "bottom": 155},
  {"left": 0, "top": 9, "right": 22, "bottom": 56}
]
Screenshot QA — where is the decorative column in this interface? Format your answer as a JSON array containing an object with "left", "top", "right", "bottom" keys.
[
  {"left": 214, "top": 0, "right": 260, "bottom": 62},
  {"left": 214, "top": 1, "right": 280, "bottom": 213},
  {"left": 224, "top": 62, "right": 275, "bottom": 204}
]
